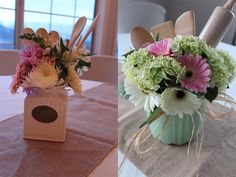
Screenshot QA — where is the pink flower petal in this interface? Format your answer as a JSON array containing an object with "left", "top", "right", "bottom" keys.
[
  {"left": 146, "top": 39, "right": 171, "bottom": 56},
  {"left": 179, "top": 54, "right": 211, "bottom": 93}
]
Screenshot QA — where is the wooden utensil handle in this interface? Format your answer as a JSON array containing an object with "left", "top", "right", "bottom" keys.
[
  {"left": 223, "top": 0, "right": 236, "bottom": 10},
  {"left": 77, "top": 14, "right": 100, "bottom": 48}
]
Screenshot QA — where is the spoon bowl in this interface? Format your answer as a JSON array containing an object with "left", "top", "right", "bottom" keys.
[
  {"left": 48, "top": 31, "right": 60, "bottom": 46},
  {"left": 68, "top": 16, "right": 87, "bottom": 48},
  {"left": 36, "top": 28, "right": 49, "bottom": 41},
  {"left": 175, "top": 10, "right": 196, "bottom": 36},
  {"left": 131, "top": 26, "right": 154, "bottom": 49},
  {"left": 22, "top": 28, "right": 34, "bottom": 47}
]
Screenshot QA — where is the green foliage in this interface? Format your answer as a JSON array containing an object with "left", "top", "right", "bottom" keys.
[
  {"left": 156, "top": 76, "right": 180, "bottom": 94},
  {"left": 139, "top": 107, "right": 162, "bottom": 128},
  {"left": 155, "top": 33, "right": 161, "bottom": 41},
  {"left": 122, "top": 49, "right": 136, "bottom": 58},
  {"left": 204, "top": 86, "right": 218, "bottom": 102},
  {"left": 75, "top": 60, "right": 91, "bottom": 71},
  {"left": 81, "top": 53, "right": 96, "bottom": 57},
  {"left": 19, "top": 33, "right": 46, "bottom": 48},
  {"left": 60, "top": 38, "right": 69, "bottom": 54},
  {"left": 74, "top": 53, "right": 94, "bottom": 71}
]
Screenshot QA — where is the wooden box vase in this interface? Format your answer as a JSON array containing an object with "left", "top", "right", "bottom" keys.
[{"left": 24, "top": 88, "right": 68, "bottom": 142}]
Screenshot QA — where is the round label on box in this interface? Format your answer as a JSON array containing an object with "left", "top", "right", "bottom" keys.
[{"left": 32, "top": 105, "right": 58, "bottom": 123}]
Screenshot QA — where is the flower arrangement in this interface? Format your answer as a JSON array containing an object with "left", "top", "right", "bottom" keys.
[
  {"left": 120, "top": 35, "right": 236, "bottom": 127},
  {"left": 11, "top": 30, "right": 92, "bottom": 95}
]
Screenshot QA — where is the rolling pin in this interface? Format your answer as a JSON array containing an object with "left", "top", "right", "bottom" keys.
[{"left": 199, "top": 0, "right": 236, "bottom": 47}]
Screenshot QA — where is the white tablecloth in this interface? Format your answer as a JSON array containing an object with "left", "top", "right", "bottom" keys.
[
  {"left": 118, "top": 41, "right": 236, "bottom": 177},
  {"left": 0, "top": 76, "right": 117, "bottom": 177}
]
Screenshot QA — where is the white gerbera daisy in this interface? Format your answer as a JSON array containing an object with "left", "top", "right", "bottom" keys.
[
  {"left": 22, "top": 61, "right": 59, "bottom": 89},
  {"left": 124, "top": 79, "right": 159, "bottom": 113},
  {"left": 160, "top": 88, "right": 201, "bottom": 118}
]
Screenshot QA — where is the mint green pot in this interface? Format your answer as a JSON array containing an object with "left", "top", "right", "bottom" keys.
[{"left": 149, "top": 112, "right": 204, "bottom": 145}]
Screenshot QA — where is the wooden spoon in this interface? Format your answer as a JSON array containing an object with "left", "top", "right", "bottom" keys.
[
  {"left": 75, "top": 35, "right": 82, "bottom": 47},
  {"left": 22, "top": 28, "right": 34, "bottom": 47},
  {"left": 131, "top": 26, "right": 154, "bottom": 49},
  {"left": 151, "top": 21, "right": 176, "bottom": 39},
  {"left": 175, "top": 10, "right": 196, "bottom": 36},
  {"left": 48, "top": 31, "right": 60, "bottom": 45},
  {"left": 77, "top": 14, "right": 100, "bottom": 48},
  {"left": 36, "top": 28, "right": 49, "bottom": 41},
  {"left": 68, "top": 16, "right": 87, "bottom": 48},
  {"left": 23, "top": 27, "right": 34, "bottom": 34}
]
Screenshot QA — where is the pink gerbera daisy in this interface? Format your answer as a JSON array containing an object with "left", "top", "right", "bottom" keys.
[
  {"left": 146, "top": 39, "right": 171, "bottom": 56},
  {"left": 177, "top": 55, "right": 211, "bottom": 93}
]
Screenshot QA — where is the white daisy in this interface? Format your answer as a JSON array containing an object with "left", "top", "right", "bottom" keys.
[
  {"left": 77, "top": 65, "right": 89, "bottom": 76},
  {"left": 22, "top": 61, "right": 59, "bottom": 90},
  {"left": 124, "top": 79, "right": 159, "bottom": 113},
  {"left": 160, "top": 87, "right": 201, "bottom": 118}
]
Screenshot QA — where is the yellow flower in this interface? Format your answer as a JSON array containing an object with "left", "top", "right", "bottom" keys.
[
  {"left": 43, "top": 47, "right": 51, "bottom": 56},
  {"left": 63, "top": 51, "right": 71, "bottom": 61},
  {"left": 66, "top": 65, "right": 82, "bottom": 94},
  {"left": 71, "top": 46, "right": 89, "bottom": 60}
]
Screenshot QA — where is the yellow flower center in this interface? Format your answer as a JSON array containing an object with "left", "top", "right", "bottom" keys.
[{"left": 41, "top": 68, "right": 52, "bottom": 77}]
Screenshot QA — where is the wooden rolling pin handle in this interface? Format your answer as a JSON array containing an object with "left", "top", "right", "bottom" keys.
[{"left": 223, "top": 0, "right": 236, "bottom": 10}]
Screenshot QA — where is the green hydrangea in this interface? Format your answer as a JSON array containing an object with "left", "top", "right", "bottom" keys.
[
  {"left": 122, "top": 48, "right": 152, "bottom": 83},
  {"left": 217, "top": 50, "right": 236, "bottom": 84},
  {"left": 122, "top": 49, "right": 185, "bottom": 91},
  {"left": 200, "top": 46, "right": 236, "bottom": 90},
  {"left": 171, "top": 35, "right": 208, "bottom": 56},
  {"left": 203, "top": 47, "right": 227, "bottom": 90}
]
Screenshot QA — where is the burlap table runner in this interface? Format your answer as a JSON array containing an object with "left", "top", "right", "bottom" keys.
[
  {"left": 118, "top": 97, "right": 236, "bottom": 177},
  {"left": 0, "top": 83, "right": 117, "bottom": 177}
]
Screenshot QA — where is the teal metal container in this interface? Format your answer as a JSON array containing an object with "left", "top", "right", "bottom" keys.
[{"left": 149, "top": 112, "right": 204, "bottom": 145}]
